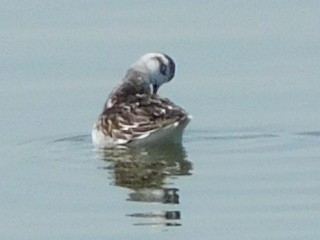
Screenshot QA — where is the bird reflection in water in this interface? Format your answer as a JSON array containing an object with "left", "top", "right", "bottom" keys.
[{"left": 96, "top": 143, "right": 192, "bottom": 227}]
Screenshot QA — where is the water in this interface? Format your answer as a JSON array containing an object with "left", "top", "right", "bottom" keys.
[{"left": 1, "top": 1, "right": 320, "bottom": 239}]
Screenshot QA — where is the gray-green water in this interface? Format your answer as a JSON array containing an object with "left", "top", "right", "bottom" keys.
[{"left": 1, "top": 1, "right": 320, "bottom": 239}]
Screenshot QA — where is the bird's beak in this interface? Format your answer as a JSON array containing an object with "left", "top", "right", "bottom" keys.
[{"left": 153, "top": 84, "right": 158, "bottom": 94}]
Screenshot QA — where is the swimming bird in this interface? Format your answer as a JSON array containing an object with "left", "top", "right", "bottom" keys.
[{"left": 92, "top": 53, "right": 191, "bottom": 147}]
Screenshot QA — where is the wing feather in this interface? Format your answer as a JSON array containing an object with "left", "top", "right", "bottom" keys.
[{"left": 97, "top": 94, "right": 188, "bottom": 142}]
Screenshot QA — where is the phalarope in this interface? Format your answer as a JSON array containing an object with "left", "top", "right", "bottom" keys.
[{"left": 92, "top": 53, "right": 191, "bottom": 147}]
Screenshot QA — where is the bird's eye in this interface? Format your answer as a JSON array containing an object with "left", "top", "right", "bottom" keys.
[{"left": 160, "top": 63, "right": 167, "bottom": 75}]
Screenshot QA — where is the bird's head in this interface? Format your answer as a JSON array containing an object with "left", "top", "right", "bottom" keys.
[{"left": 130, "top": 52, "right": 175, "bottom": 94}]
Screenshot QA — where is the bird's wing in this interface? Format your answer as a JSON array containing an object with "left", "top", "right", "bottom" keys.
[{"left": 96, "top": 94, "right": 189, "bottom": 143}]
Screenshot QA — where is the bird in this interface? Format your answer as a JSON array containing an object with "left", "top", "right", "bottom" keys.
[{"left": 92, "top": 52, "right": 192, "bottom": 147}]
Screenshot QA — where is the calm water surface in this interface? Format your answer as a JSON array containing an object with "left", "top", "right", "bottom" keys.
[{"left": 1, "top": 1, "right": 320, "bottom": 239}]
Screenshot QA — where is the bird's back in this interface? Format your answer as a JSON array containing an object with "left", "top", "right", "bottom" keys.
[{"left": 92, "top": 94, "right": 191, "bottom": 147}]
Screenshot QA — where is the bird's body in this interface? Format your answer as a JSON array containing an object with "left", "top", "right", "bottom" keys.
[
  {"left": 92, "top": 53, "right": 191, "bottom": 148},
  {"left": 92, "top": 94, "right": 191, "bottom": 146}
]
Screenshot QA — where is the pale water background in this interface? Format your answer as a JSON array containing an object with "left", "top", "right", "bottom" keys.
[{"left": 1, "top": 1, "right": 320, "bottom": 239}]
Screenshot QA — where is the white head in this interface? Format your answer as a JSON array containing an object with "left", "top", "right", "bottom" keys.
[{"left": 130, "top": 53, "right": 176, "bottom": 94}]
